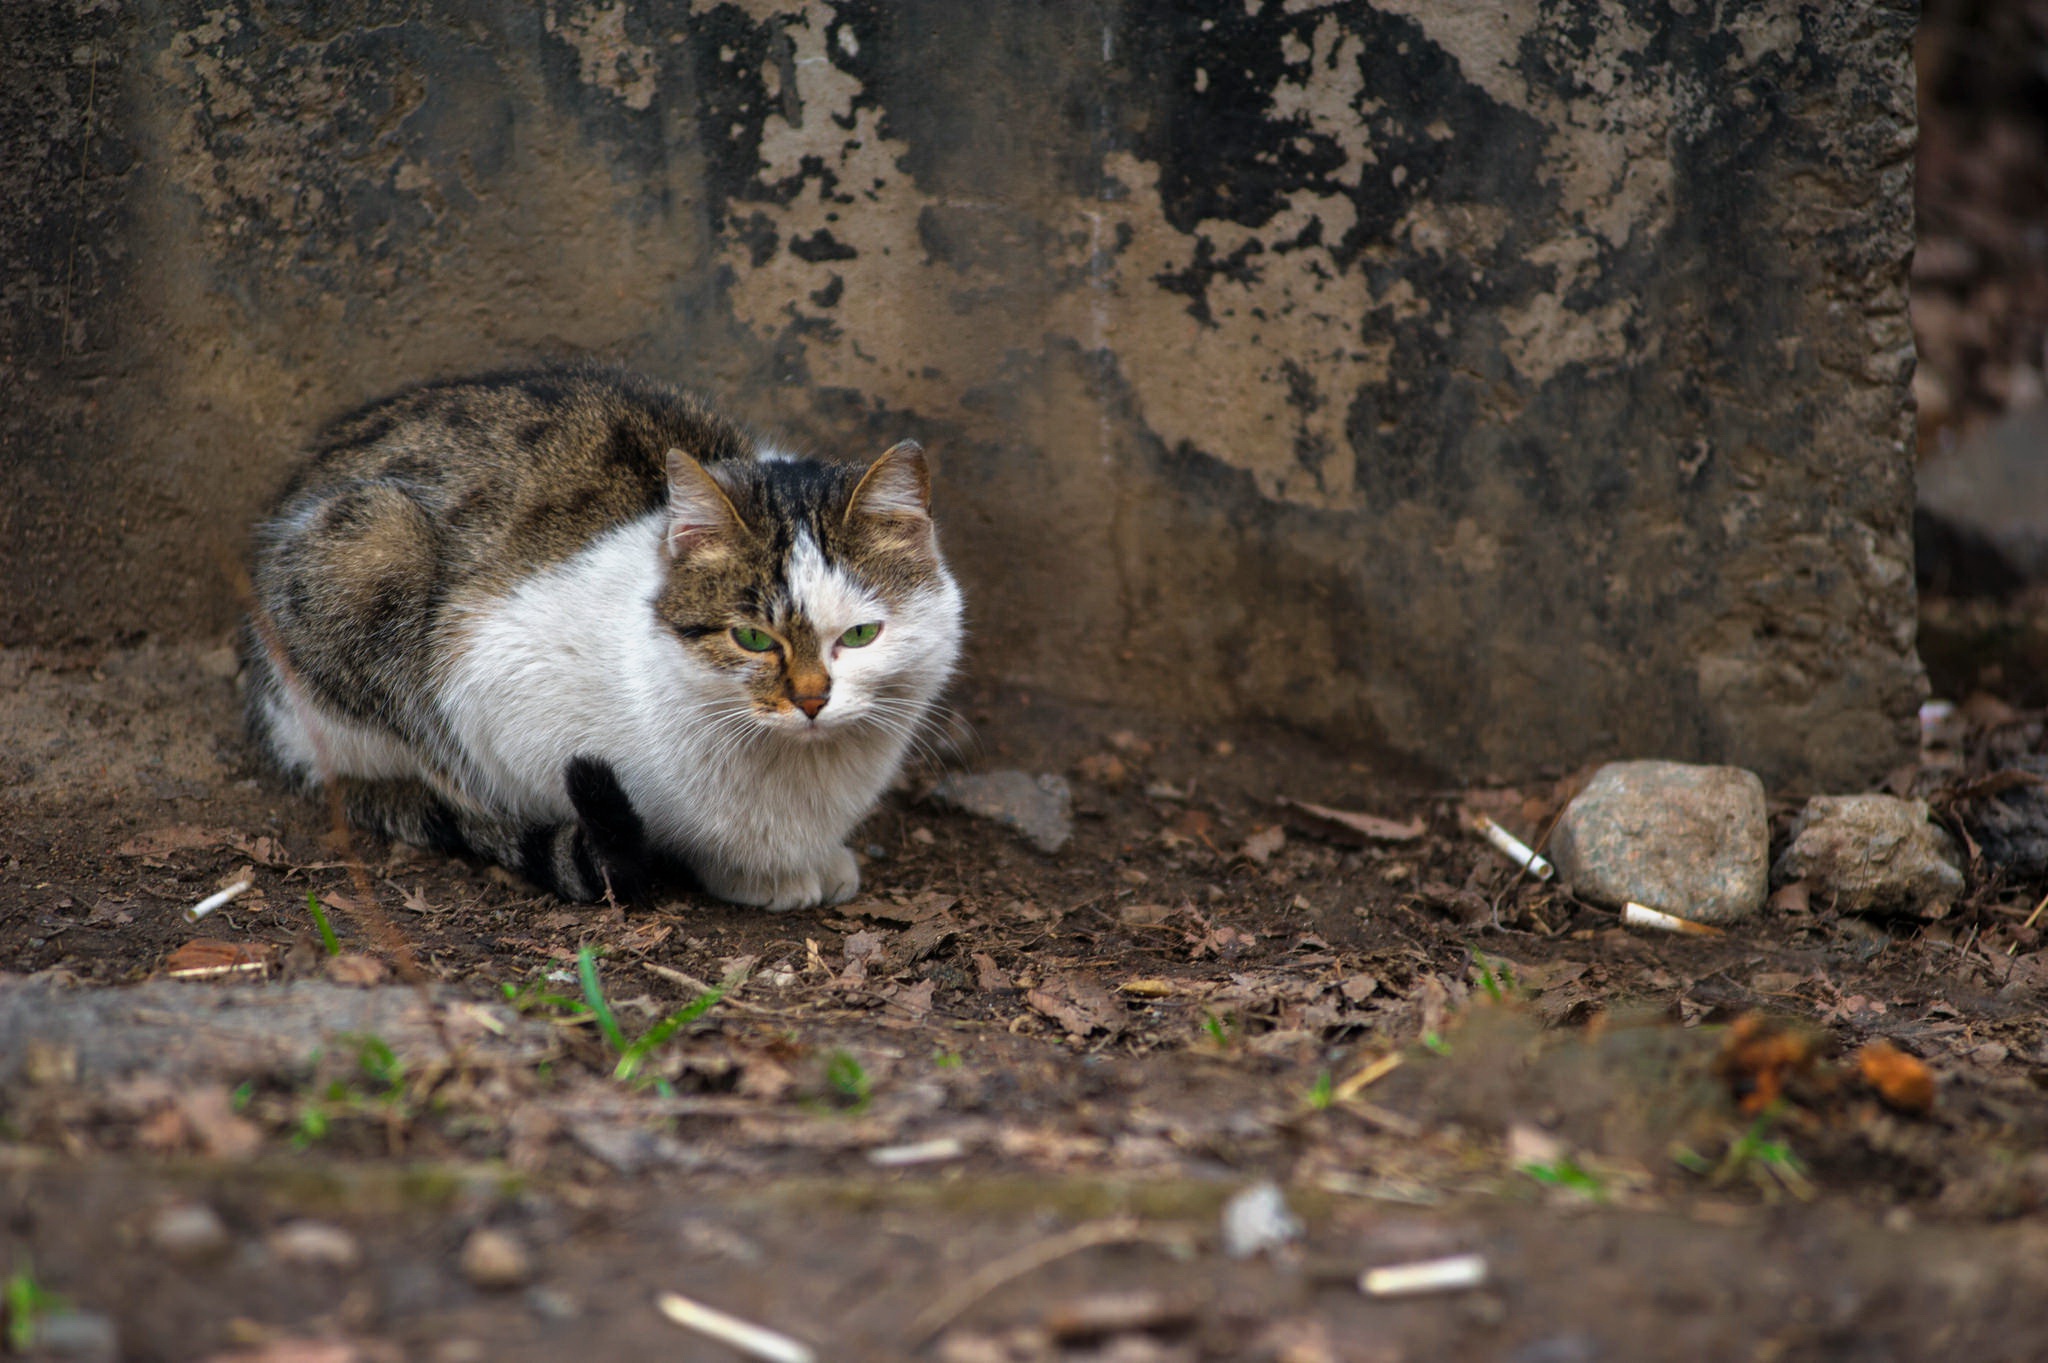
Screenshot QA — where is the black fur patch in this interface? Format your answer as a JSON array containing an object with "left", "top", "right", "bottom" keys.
[{"left": 566, "top": 755, "right": 652, "bottom": 902}]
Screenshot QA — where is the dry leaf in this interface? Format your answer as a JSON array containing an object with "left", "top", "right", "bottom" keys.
[
  {"left": 324, "top": 952, "right": 389, "bottom": 986},
  {"left": 1279, "top": 798, "right": 1426, "bottom": 844},
  {"left": 1856, "top": 1040, "right": 1936, "bottom": 1116},
  {"left": 1027, "top": 978, "right": 1121, "bottom": 1038},
  {"left": 972, "top": 952, "right": 1012, "bottom": 993},
  {"left": 1237, "top": 825, "right": 1287, "bottom": 866},
  {"left": 163, "top": 940, "right": 272, "bottom": 980}
]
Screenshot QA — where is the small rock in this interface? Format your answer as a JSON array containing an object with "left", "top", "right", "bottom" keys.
[
  {"left": 1549, "top": 761, "right": 1768, "bottom": 923},
  {"left": 525, "top": 1286, "right": 581, "bottom": 1322},
  {"left": 268, "top": 1219, "right": 360, "bottom": 1270},
  {"left": 1220, "top": 1180, "right": 1301, "bottom": 1259},
  {"left": 928, "top": 771, "right": 1073, "bottom": 854},
  {"left": 458, "top": 1227, "right": 533, "bottom": 1290},
  {"left": 1773, "top": 794, "right": 1963, "bottom": 918},
  {"left": 147, "top": 1202, "right": 231, "bottom": 1260},
  {"left": 26, "top": 1310, "right": 119, "bottom": 1363}
]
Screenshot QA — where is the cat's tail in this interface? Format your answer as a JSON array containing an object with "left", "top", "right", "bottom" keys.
[{"left": 336, "top": 757, "right": 654, "bottom": 904}]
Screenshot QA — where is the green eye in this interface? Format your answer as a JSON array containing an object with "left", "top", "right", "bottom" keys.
[
  {"left": 839, "top": 622, "right": 882, "bottom": 648},
  {"left": 731, "top": 627, "right": 777, "bottom": 652}
]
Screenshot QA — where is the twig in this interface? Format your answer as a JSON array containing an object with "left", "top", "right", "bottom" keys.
[
  {"left": 907, "top": 1217, "right": 1161, "bottom": 1347},
  {"left": 656, "top": 1291, "right": 815, "bottom": 1363},
  {"left": 644, "top": 961, "right": 776, "bottom": 1015},
  {"left": 2022, "top": 891, "right": 2048, "bottom": 932}
]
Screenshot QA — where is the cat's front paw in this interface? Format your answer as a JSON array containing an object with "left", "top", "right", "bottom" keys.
[{"left": 702, "top": 846, "right": 860, "bottom": 912}]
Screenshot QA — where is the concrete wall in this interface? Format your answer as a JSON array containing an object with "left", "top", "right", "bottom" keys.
[{"left": 1, "top": 0, "right": 1923, "bottom": 788}]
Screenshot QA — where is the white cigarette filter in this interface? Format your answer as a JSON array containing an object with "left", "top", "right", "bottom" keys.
[
  {"left": 1474, "top": 816, "right": 1555, "bottom": 881},
  {"left": 657, "top": 1292, "right": 816, "bottom": 1363},
  {"left": 1622, "top": 901, "right": 1722, "bottom": 935},
  {"left": 1360, "top": 1253, "right": 1489, "bottom": 1296},
  {"left": 185, "top": 878, "right": 254, "bottom": 924}
]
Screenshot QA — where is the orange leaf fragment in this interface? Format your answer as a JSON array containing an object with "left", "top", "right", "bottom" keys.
[{"left": 1856, "top": 1039, "right": 1936, "bottom": 1117}]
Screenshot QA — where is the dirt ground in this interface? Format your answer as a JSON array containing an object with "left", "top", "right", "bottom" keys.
[{"left": 5, "top": 632, "right": 2048, "bottom": 1363}]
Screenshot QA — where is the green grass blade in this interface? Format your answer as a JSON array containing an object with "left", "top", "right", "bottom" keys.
[
  {"left": 304, "top": 890, "right": 341, "bottom": 956},
  {"left": 613, "top": 985, "right": 726, "bottom": 1082},
  {"left": 576, "top": 946, "right": 627, "bottom": 1054}
]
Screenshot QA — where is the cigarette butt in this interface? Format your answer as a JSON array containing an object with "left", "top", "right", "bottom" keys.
[
  {"left": 866, "top": 1137, "right": 967, "bottom": 1167},
  {"left": 1623, "top": 902, "right": 1722, "bottom": 935},
  {"left": 1360, "top": 1253, "right": 1489, "bottom": 1296},
  {"left": 185, "top": 878, "right": 254, "bottom": 924},
  {"left": 656, "top": 1291, "right": 816, "bottom": 1363},
  {"left": 1473, "top": 816, "right": 1554, "bottom": 881}
]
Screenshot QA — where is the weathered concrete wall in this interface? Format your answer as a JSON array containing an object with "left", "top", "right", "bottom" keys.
[{"left": 1, "top": 0, "right": 1923, "bottom": 788}]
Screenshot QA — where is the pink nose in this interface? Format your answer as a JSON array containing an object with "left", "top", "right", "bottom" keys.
[{"left": 795, "top": 694, "right": 828, "bottom": 720}]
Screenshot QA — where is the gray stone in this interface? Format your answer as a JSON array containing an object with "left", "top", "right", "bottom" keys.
[
  {"left": 1774, "top": 795, "right": 1965, "bottom": 919},
  {"left": 1220, "top": 1180, "right": 1302, "bottom": 1260},
  {"left": 929, "top": 771, "right": 1073, "bottom": 855},
  {"left": 267, "top": 1219, "right": 361, "bottom": 1271},
  {"left": 4, "top": 2, "right": 1920, "bottom": 787},
  {"left": 1550, "top": 761, "right": 1769, "bottom": 924},
  {"left": 146, "top": 1202, "right": 231, "bottom": 1261},
  {"left": 458, "top": 1228, "right": 534, "bottom": 1291},
  {"left": 24, "top": 1311, "right": 118, "bottom": 1363}
]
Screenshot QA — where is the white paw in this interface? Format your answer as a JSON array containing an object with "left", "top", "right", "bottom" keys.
[{"left": 700, "top": 846, "right": 860, "bottom": 913}]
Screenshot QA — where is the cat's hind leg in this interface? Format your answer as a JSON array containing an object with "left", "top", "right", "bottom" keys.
[{"left": 333, "top": 764, "right": 653, "bottom": 905}]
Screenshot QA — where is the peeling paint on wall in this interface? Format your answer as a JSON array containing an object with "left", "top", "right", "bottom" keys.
[{"left": 1, "top": 0, "right": 1924, "bottom": 787}]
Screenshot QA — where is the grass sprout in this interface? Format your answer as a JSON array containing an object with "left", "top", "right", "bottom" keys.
[
  {"left": 572, "top": 945, "right": 731, "bottom": 1094},
  {"left": 304, "top": 889, "right": 341, "bottom": 956},
  {"left": 4, "top": 1260, "right": 66, "bottom": 1352},
  {"left": 825, "top": 1049, "right": 871, "bottom": 1109},
  {"left": 1516, "top": 1156, "right": 1607, "bottom": 1200}
]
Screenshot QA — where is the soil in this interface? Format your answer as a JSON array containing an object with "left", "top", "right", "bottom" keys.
[{"left": 5, "top": 638, "right": 2048, "bottom": 1363}]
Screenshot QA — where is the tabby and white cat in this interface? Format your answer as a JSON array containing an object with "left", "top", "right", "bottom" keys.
[{"left": 243, "top": 368, "right": 964, "bottom": 909}]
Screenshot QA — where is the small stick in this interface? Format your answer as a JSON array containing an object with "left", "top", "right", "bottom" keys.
[
  {"left": 908, "top": 1217, "right": 1156, "bottom": 1347},
  {"left": 1360, "top": 1253, "right": 1488, "bottom": 1297},
  {"left": 2023, "top": 891, "right": 2048, "bottom": 932},
  {"left": 1332, "top": 1052, "right": 1401, "bottom": 1102},
  {"left": 656, "top": 1291, "right": 817, "bottom": 1363},
  {"left": 1472, "top": 815, "right": 1554, "bottom": 881},
  {"left": 185, "top": 878, "right": 254, "bottom": 924}
]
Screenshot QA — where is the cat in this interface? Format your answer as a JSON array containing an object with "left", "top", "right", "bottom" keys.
[{"left": 242, "top": 367, "right": 964, "bottom": 909}]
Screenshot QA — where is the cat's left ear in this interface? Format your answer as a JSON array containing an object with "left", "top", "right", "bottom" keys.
[
  {"left": 845, "top": 440, "right": 931, "bottom": 525},
  {"left": 665, "top": 449, "right": 746, "bottom": 558}
]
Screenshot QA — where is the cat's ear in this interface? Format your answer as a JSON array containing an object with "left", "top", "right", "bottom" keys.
[
  {"left": 844, "top": 440, "right": 931, "bottom": 526},
  {"left": 665, "top": 449, "right": 745, "bottom": 558}
]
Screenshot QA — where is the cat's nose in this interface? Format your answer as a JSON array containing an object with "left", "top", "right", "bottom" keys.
[{"left": 794, "top": 693, "right": 829, "bottom": 720}]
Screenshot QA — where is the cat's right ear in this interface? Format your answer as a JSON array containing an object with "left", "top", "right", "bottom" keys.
[{"left": 664, "top": 450, "right": 745, "bottom": 559}]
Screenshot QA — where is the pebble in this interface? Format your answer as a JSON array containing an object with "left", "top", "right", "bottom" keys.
[
  {"left": 146, "top": 1202, "right": 231, "bottom": 1260},
  {"left": 1549, "top": 761, "right": 1768, "bottom": 923},
  {"left": 1774, "top": 794, "right": 1964, "bottom": 918},
  {"left": 268, "top": 1219, "right": 361, "bottom": 1270},
  {"left": 458, "top": 1227, "right": 534, "bottom": 1290},
  {"left": 928, "top": 770, "right": 1073, "bottom": 854},
  {"left": 1220, "top": 1180, "right": 1302, "bottom": 1259},
  {"left": 26, "top": 1311, "right": 119, "bottom": 1363}
]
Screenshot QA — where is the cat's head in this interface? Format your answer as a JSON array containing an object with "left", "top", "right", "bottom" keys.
[{"left": 654, "top": 441, "right": 963, "bottom": 740}]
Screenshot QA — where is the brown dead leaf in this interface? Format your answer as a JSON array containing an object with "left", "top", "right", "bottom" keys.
[
  {"left": 1856, "top": 1040, "right": 1936, "bottom": 1116},
  {"left": 1237, "top": 825, "right": 1287, "bottom": 866},
  {"left": 620, "top": 921, "right": 674, "bottom": 953},
  {"left": 201, "top": 1342, "right": 361, "bottom": 1363},
  {"left": 882, "top": 977, "right": 937, "bottom": 1019},
  {"left": 163, "top": 940, "right": 273, "bottom": 980},
  {"left": 972, "top": 952, "right": 1012, "bottom": 993},
  {"left": 1278, "top": 797, "right": 1426, "bottom": 844},
  {"left": 1338, "top": 973, "right": 1380, "bottom": 1002},
  {"left": 1769, "top": 879, "right": 1812, "bottom": 915},
  {"left": 1027, "top": 977, "right": 1122, "bottom": 1038},
  {"left": 1119, "top": 978, "right": 1177, "bottom": 998},
  {"left": 841, "top": 929, "right": 889, "bottom": 985},
  {"left": 1717, "top": 1014, "right": 1824, "bottom": 1114},
  {"left": 324, "top": 952, "right": 389, "bottom": 986}
]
